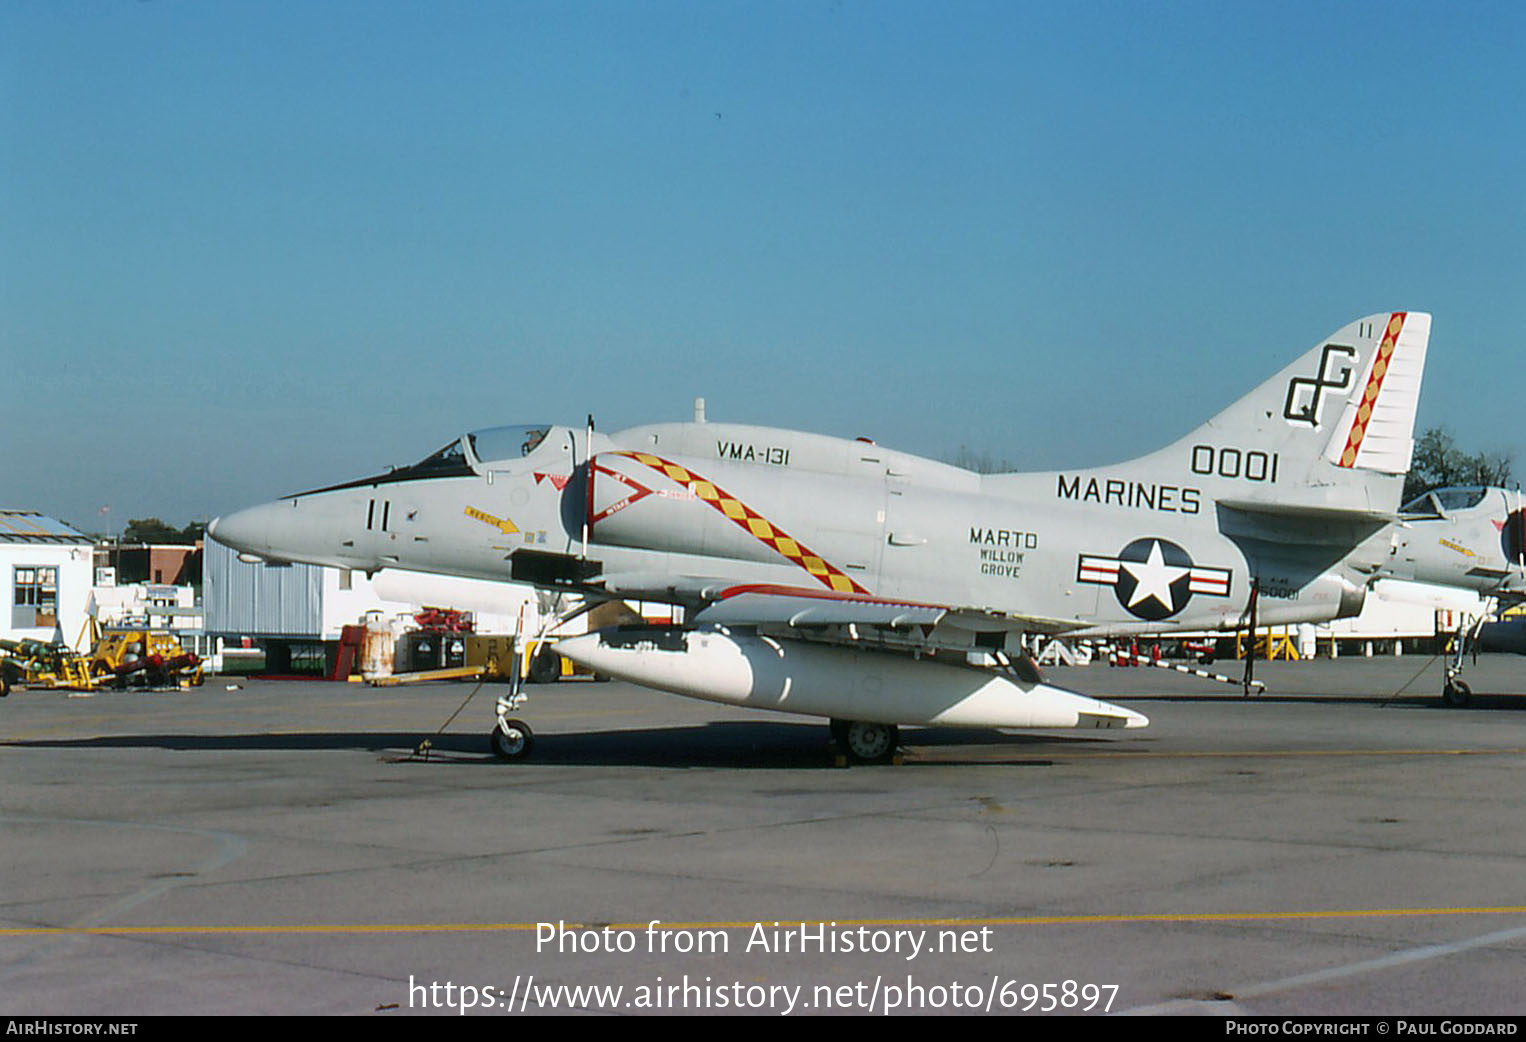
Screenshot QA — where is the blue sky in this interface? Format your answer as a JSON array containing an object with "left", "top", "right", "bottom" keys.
[{"left": 2, "top": 1, "right": 1522, "bottom": 531}]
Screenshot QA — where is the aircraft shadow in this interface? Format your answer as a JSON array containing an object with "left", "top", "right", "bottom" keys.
[
  {"left": 1, "top": 721, "right": 1112, "bottom": 769},
  {"left": 1121, "top": 692, "right": 1526, "bottom": 709}
]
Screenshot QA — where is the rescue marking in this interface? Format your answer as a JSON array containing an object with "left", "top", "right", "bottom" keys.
[{"left": 464, "top": 506, "right": 519, "bottom": 536}]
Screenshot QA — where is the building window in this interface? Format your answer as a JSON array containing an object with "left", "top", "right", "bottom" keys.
[{"left": 14, "top": 566, "right": 59, "bottom": 626}]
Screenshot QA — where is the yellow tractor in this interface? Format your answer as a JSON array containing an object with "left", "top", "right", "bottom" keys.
[{"left": 0, "top": 630, "right": 204, "bottom": 692}]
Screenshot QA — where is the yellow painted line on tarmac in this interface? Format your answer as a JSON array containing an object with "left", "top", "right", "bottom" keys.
[{"left": 8, "top": 906, "right": 1526, "bottom": 937}]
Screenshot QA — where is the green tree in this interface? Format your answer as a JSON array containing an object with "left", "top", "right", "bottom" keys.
[
  {"left": 1403, "top": 427, "right": 1514, "bottom": 502},
  {"left": 946, "top": 444, "right": 1019, "bottom": 474},
  {"left": 121, "top": 518, "right": 206, "bottom": 544}
]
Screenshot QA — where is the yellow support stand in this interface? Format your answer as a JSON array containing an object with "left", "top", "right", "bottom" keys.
[{"left": 1235, "top": 628, "right": 1301, "bottom": 661}]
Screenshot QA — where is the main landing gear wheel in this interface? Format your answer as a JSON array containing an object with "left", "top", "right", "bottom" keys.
[
  {"left": 1442, "top": 680, "right": 1472, "bottom": 708},
  {"left": 838, "top": 720, "right": 899, "bottom": 765},
  {"left": 528, "top": 648, "right": 561, "bottom": 685},
  {"left": 489, "top": 718, "right": 535, "bottom": 761}
]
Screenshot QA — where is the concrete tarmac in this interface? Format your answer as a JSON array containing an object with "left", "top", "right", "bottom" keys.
[{"left": 2, "top": 652, "right": 1524, "bottom": 1016}]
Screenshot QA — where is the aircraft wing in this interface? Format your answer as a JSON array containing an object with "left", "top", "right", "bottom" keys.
[
  {"left": 688, "top": 583, "right": 1080, "bottom": 638},
  {"left": 692, "top": 585, "right": 948, "bottom": 628}
]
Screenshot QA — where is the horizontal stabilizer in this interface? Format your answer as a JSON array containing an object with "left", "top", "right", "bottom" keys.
[
  {"left": 1216, "top": 499, "right": 1397, "bottom": 523},
  {"left": 1216, "top": 501, "right": 1397, "bottom": 552}
]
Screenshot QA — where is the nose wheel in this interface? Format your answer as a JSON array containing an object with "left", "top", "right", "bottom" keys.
[
  {"left": 1442, "top": 679, "right": 1472, "bottom": 708},
  {"left": 489, "top": 717, "right": 535, "bottom": 761},
  {"left": 1440, "top": 608, "right": 1492, "bottom": 708}
]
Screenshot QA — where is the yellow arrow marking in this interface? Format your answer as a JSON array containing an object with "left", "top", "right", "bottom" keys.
[{"left": 464, "top": 506, "right": 519, "bottom": 536}]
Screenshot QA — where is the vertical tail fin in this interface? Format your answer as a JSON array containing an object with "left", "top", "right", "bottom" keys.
[
  {"left": 1144, "top": 311, "right": 1432, "bottom": 515},
  {"left": 990, "top": 312, "right": 1432, "bottom": 519}
]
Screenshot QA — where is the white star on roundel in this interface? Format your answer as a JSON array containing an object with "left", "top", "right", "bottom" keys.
[{"left": 1121, "top": 539, "right": 1190, "bottom": 614}]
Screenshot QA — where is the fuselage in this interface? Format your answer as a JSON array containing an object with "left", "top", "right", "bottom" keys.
[
  {"left": 1376, "top": 486, "right": 1526, "bottom": 602},
  {"left": 209, "top": 419, "right": 1420, "bottom": 635}
]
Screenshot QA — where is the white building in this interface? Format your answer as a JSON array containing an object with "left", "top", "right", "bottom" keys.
[
  {"left": 2, "top": 511, "right": 95, "bottom": 648},
  {"left": 89, "top": 583, "right": 201, "bottom": 632},
  {"left": 202, "top": 536, "right": 548, "bottom": 642}
]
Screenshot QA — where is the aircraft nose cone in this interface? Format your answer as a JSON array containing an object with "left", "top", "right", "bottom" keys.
[{"left": 206, "top": 504, "right": 275, "bottom": 556}]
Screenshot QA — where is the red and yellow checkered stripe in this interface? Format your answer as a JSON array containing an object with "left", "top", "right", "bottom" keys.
[
  {"left": 614, "top": 451, "right": 868, "bottom": 594},
  {"left": 1336, "top": 312, "right": 1407, "bottom": 469}
]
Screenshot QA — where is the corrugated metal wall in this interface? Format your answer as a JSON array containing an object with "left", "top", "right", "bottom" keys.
[{"left": 203, "top": 537, "right": 323, "bottom": 637}]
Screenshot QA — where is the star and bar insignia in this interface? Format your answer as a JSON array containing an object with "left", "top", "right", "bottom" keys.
[{"left": 1078, "top": 537, "right": 1232, "bottom": 621}]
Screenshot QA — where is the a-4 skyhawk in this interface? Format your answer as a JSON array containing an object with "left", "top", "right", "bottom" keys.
[
  {"left": 1369, "top": 484, "right": 1525, "bottom": 704},
  {"left": 211, "top": 311, "right": 1432, "bottom": 762}
]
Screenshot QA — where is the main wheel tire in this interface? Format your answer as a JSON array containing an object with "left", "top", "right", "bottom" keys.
[
  {"left": 843, "top": 721, "right": 898, "bottom": 765},
  {"left": 1442, "top": 679, "right": 1472, "bottom": 708},
  {"left": 528, "top": 649, "right": 561, "bottom": 685},
  {"left": 489, "top": 718, "right": 535, "bottom": 760}
]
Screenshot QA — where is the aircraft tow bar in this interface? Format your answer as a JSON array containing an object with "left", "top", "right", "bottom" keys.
[{"left": 1112, "top": 649, "right": 1267, "bottom": 694}]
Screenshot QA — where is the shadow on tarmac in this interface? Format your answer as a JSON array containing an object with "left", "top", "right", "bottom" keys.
[
  {"left": 0, "top": 719, "right": 1111, "bottom": 768},
  {"left": 1120, "top": 692, "right": 1526, "bottom": 709}
]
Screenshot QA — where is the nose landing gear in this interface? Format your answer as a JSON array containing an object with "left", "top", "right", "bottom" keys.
[{"left": 490, "top": 716, "right": 535, "bottom": 760}]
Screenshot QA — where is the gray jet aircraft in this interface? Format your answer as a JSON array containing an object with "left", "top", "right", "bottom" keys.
[
  {"left": 1370, "top": 485, "right": 1526, "bottom": 702},
  {"left": 211, "top": 311, "right": 1432, "bottom": 762}
]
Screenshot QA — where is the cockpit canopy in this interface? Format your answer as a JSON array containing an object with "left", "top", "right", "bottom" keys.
[
  {"left": 1400, "top": 485, "right": 1489, "bottom": 518},
  {"left": 465, "top": 425, "right": 551, "bottom": 466},
  {"left": 401, "top": 425, "right": 552, "bottom": 477},
  {"left": 290, "top": 424, "right": 556, "bottom": 497}
]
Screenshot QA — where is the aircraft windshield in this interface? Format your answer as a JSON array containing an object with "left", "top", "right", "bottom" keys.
[
  {"left": 467, "top": 425, "right": 551, "bottom": 465},
  {"left": 1400, "top": 486, "right": 1488, "bottom": 517},
  {"left": 288, "top": 436, "right": 475, "bottom": 496},
  {"left": 392, "top": 439, "right": 475, "bottom": 480}
]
